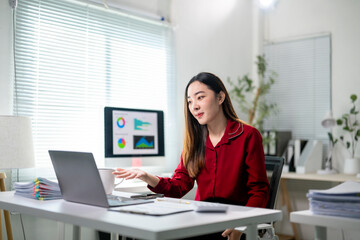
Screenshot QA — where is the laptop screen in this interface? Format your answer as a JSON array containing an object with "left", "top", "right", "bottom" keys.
[{"left": 49, "top": 150, "right": 111, "bottom": 207}]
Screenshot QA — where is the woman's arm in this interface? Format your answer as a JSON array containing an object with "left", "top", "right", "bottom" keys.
[
  {"left": 113, "top": 168, "right": 160, "bottom": 187},
  {"left": 148, "top": 160, "right": 195, "bottom": 198},
  {"left": 245, "top": 128, "right": 270, "bottom": 208},
  {"left": 113, "top": 155, "right": 195, "bottom": 198}
]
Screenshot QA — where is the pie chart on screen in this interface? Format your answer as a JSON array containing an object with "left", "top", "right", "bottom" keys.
[
  {"left": 117, "top": 117, "right": 125, "bottom": 128},
  {"left": 118, "top": 138, "right": 126, "bottom": 148}
]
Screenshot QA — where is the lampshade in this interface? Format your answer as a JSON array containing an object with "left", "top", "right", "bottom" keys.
[
  {"left": 0, "top": 116, "right": 35, "bottom": 169},
  {"left": 321, "top": 110, "right": 336, "bottom": 129}
]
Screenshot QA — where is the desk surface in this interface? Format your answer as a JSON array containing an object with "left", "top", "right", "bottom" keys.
[
  {"left": 0, "top": 191, "right": 282, "bottom": 240},
  {"left": 290, "top": 210, "right": 360, "bottom": 230},
  {"left": 281, "top": 172, "right": 360, "bottom": 182}
]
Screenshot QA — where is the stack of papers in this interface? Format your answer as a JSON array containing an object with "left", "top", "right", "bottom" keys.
[
  {"left": 14, "top": 177, "right": 62, "bottom": 200},
  {"left": 307, "top": 181, "right": 360, "bottom": 218}
]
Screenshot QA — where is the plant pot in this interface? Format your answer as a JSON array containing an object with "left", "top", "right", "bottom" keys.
[{"left": 343, "top": 157, "right": 360, "bottom": 174}]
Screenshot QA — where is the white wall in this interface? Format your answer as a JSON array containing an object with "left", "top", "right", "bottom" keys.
[
  {"left": 264, "top": 1, "right": 360, "bottom": 239},
  {"left": 264, "top": 0, "right": 360, "bottom": 171},
  {"left": 170, "top": 0, "right": 255, "bottom": 125}
]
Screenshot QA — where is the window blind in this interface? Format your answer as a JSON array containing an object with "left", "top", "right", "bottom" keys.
[
  {"left": 14, "top": 0, "right": 176, "bottom": 173},
  {"left": 263, "top": 35, "right": 331, "bottom": 140}
]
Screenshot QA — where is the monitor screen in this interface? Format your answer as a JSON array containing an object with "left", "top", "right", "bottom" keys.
[{"left": 104, "top": 107, "right": 164, "bottom": 157}]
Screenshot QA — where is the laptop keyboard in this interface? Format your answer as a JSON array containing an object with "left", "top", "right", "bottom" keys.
[
  {"left": 106, "top": 194, "right": 153, "bottom": 207},
  {"left": 107, "top": 194, "right": 132, "bottom": 203}
]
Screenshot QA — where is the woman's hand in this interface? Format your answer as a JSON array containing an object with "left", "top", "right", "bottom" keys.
[
  {"left": 222, "top": 229, "right": 242, "bottom": 240},
  {"left": 113, "top": 168, "right": 160, "bottom": 187},
  {"left": 113, "top": 168, "right": 147, "bottom": 181}
]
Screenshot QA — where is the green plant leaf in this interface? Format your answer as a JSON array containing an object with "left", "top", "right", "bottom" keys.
[
  {"left": 346, "top": 142, "right": 351, "bottom": 149},
  {"left": 328, "top": 132, "right": 334, "bottom": 142},
  {"left": 244, "top": 76, "right": 254, "bottom": 92},
  {"left": 343, "top": 126, "right": 350, "bottom": 131},
  {"left": 343, "top": 113, "right": 350, "bottom": 118},
  {"left": 350, "top": 106, "right": 356, "bottom": 114},
  {"left": 269, "top": 76, "right": 275, "bottom": 84},
  {"left": 337, "top": 119, "right": 343, "bottom": 125},
  {"left": 340, "top": 136, "right": 344, "bottom": 141},
  {"left": 357, "top": 129, "right": 360, "bottom": 137},
  {"left": 256, "top": 55, "right": 266, "bottom": 78},
  {"left": 350, "top": 94, "right": 357, "bottom": 102},
  {"left": 343, "top": 117, "right": 349, "bottom": 128},
  {"left": 227, "top": 54, "right": 277, "bottom": 134}
]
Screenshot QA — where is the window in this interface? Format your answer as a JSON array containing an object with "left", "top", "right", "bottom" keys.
[
  {"left": 263, "top": 35, "right": 331, "bottom": 140},
  {"left": 14, "top": 0, "right": 176, "bottom": 176}
]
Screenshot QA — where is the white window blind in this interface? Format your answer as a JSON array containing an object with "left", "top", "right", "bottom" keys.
[
  {"left": 263, "top": 35, "right": 331, "bottom": 140},
  {"left": 14, "top": 0, "right": 176, "bottom": 172}
]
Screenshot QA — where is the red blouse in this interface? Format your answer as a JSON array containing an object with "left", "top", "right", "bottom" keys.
[{"left": 149, "top": 119, "right": 270, "bottom": 208}]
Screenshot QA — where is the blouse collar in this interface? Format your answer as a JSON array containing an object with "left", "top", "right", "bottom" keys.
[{"left": 206, "top": 119, "right": 244, "bottom": 149}]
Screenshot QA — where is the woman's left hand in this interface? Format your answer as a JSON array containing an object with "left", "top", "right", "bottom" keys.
[{"left": 222, "top": 228, "right": 242, "bottom": 240}]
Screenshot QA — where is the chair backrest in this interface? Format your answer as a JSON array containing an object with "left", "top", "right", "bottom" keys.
[{"left": 264, "top": 156, "right": 284, "bottom": 209}]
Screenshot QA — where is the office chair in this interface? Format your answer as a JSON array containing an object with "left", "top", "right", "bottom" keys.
[{"left": 236, "top": 155, "right": 284, "bottom": 240}]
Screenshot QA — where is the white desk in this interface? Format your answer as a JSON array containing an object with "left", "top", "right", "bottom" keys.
[
  {"left": 0, "top": 191, "right": 282, "bottom": 240},
  {"left": 290, "top": 210, "right": 360, "bottom": 240},
  {"left": 280, "top": 173, "right": 360, "bottom": 240},
  {"left": 281, "top": 173, "right": 360, "bottom": 183}
]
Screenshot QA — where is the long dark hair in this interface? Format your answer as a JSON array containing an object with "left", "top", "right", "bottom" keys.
[{"left": 182, "top": 72, "right": 242, "bottom": 177}]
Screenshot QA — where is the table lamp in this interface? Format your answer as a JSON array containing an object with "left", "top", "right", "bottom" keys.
[
  {"left": 0, "top": 116, "right": 35, "bottom": 240},
  {"left": 317, "top": 111, "right": 337, "bottom": 174}
]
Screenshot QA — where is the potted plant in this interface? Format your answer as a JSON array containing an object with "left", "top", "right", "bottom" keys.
[
  {"left": 227, "top": 55, "right": 277, "bottom": 147},
  {"left": 334, "top": 94, "right": 360, "bottom": 174}
]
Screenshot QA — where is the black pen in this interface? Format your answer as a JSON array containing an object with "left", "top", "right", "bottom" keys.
[{"left": 130, "top": 193, "right": 164, "bottom": 199}]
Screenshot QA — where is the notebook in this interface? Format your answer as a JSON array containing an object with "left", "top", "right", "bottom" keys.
[{"left": 48, "top": 150, "right": 152, "bottom": 208}]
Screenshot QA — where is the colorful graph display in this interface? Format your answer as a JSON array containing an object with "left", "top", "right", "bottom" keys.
[
  {"left": 117, "top": 117, "right": 125, "bottom": 128},
  {"left": 134, "top": 118, "right": 151, "bottom": 130},
  {"left": 118, "top": 138, "right": 126, "bottom": 148},
  {"left": 134, "top": 136, "right": 154, "bottom": 149},
  {"left": 105, "top": 107, "right": 164, "bottom": 157}
]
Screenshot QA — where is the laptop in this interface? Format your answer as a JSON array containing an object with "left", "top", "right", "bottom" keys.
[{"left": 48, "top": 150, "right": 152, "bottom": 208}]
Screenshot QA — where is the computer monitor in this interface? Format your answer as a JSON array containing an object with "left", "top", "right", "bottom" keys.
[{"left": 104, "top": 107, "right": 164, "bottom": 158}]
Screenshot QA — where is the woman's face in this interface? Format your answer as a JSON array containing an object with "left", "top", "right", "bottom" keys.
[{"left": 187, "top": 81, "right": 224, "bottom": 126}]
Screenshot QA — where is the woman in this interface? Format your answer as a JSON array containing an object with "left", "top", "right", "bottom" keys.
[{"left": 114, "top": 72, "right": 269, "bottom": 240}]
